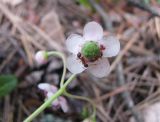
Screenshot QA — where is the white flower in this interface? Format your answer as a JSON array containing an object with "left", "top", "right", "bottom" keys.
[
  {"left": 38, "top": 83, "right": 69, "bottom": 113},
  {"left": 66, "top": 21, "right": 120, "bottom": 78},
  {"left": 35, "top": 51, "right": 48, "bottom": 65}
]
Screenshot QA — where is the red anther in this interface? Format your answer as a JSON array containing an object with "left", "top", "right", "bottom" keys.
[
  {"left": 81, "top": 57, "right": 85, "bottom": 63},
  {"left": 77, "top": 52, "right": 81, "bottom": 59},
  {"left": 81, "top": 56, "right": 88, "bottom": 67},
  {"left": 84, "top": 63, "right": 88, "bottom": 67},
  {"left": 100, "top": 52, "right": 103, "bottom": 57},
  {"left": 100, "top": 45, "right": 105, "bottom": 50}
]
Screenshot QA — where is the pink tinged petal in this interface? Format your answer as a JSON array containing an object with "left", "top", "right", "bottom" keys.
[
  {"left": 66, "top": 55, "right": 85, "bottom": 74},
  {"left": 87, "top": 58, "right": 110, "bottom": 78},
  {"left": 38, "top": 83, "right": 51, "bottom": 92},
  {"left": 59, "top": 97, "right": 69, "bottom": 113},
  {"left": 66, "top": 34, "right": 85, "bottom": 54},
  {"left": 83, "top": 21, "right": 103, "bottom": 41},
  {"left": 51, "top": 99, "right": 60, "bottom": 107},
  {"left": 50, "top": 85, "right": 58, "bottom": 93},
  {"left": 47, "top": 92, "right": 59, "bottom": 106},
  {"left": 38, "top": 83, "right": 57, "bottom": 93},
  {"left": 101, "top": 36, "right": 120, "bottom": 57}
]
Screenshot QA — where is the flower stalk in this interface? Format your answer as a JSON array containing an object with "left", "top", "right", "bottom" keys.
[
  {"left": 24, "top": 21, "right": 120, "bottom": 122},
  {"left": 47, "top": 51, "right": 67, "bottom": 87},
  {"left": 24, "top": 74, "right": 76, "bottom": 122},
  {"left": 24, "top": 51, "right": 74, "bottom": 122},
  {"left": 64, "top": 92, "right": 96, "bottom": 118}
]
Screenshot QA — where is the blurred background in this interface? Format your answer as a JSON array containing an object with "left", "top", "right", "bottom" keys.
[{"left": 0, "top": 0, "right": 160, "bottom": 122}]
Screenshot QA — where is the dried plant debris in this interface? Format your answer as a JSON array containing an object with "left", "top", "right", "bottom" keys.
[
  {"left": 130, "top": 102, "right": 160, "bottom": 122},
  {"left": 1, "top": 0, "right": 23, "bottom": 6},
  {"left": 0, "top": 0, "right": 160, "bottom": 122}
]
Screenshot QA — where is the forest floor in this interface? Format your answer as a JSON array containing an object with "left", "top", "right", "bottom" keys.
[{"left": 0, "top": 0, "right": 160, "bottom": 122}]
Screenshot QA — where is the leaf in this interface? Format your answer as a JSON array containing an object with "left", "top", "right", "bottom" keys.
[
  {"left": 78, "top": 0, "right": 90, "bottom": 7},
  {"left": 0, "top": 75, "right": 18, "bottom": 97},
  {"left": 1, "top": 0, "right": 23, "bottom": 6},
  {"left": 144, "top": 0, "right": 150, "bottom": 4},
  {"left": 78, "top": 0, "right": 92, "bottom": 9},
  {"left": 157, "top": 0, "right": 160, "bottom": 4},
  {"left": 81, "top": 106, "right": 90, "bottom": 119}
]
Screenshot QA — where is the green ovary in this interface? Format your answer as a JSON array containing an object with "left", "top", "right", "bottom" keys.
[{"left": 81, "top": 41, "right": 101, "bottom": 60}]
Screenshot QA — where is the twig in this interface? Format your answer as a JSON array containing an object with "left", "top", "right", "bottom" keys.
[
  {"left": 127, "top": 55, "right": 160, "bottom": 64},
  {"left": 0, "top": 31, "right": 28, "bottom": 65},
  {"left": 128, "top": 0, "right": 160, "bottom": 17},
  {"left": 88, "top": 0, "right": 113, "bottom": 32},
  {"left": 0, "top": 3, "right": 63, "bottom": 65},
  {"left": 95, "top": 84, "right": 133, "bottom": 102},
  {"left": 155, "top": 18, "right": 160, "bottom": 39},
  {"left": 3, "top": 96, "right": 11, "bottom": 122},
  {"left": 109, "top": 33, "right": 139, "bottom": 74},
  {"left": 0, "top": 49, "right": 16, "bottom": 72},
  {"left": 116, "top": 61, "right": 143, "bottom": 122}
]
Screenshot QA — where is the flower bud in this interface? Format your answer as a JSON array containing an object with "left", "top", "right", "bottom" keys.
[{"left": 35, "top": 51, "right": 48, "bottom": 64}]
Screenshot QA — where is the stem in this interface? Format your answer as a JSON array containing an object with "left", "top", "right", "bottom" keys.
[
  {"left": 23, "top": 74, "right": 76, "bottom": 122},
  {"left": 64, "top": 92, "right": 96, "bottom": 118},
  {"left": 47, "top": 52, "right": 66, "bottom": 88}
]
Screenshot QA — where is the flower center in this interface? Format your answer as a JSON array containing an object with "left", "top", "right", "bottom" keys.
[{"left": 81, "top": 41, "right": 101, "bottom": 61}]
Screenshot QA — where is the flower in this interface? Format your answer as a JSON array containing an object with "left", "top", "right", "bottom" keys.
[
  {"left": 38, "top": 83, "right": 69, "bottom": 112},
  {"left": 66, "top": 21, "right": 120, "bottom": 78},
  {"left": 35, "top": 51, "right": 48, "bottom": 64}
]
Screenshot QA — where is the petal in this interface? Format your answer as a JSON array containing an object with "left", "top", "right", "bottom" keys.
[
  {"left": 59, "top": 97, "right": 69, "bottom": 113},
  {"left": 101, "top": 36, "right": 120, "bottom": 57},
  {"left": 38, "top": 83, "right": 57, "bottom": 93},
  {"left": 51, "top": 99, "right": 59, "bottom": 107},
  {"left": 87, "top": 58, "right": 110, "bottom": 78},
  {"left": 66, "top": 54, "right": 85, "bottom": 74},
  {"left": 38, "top": 83, "right": 51, "bottom": 91},
  {"left": 35, "top": 51, "right": 47, "bottom": 64},
  {"left": 66, "top": 34, "right": 85, "bottom": 54},
  {"left": 83, "top": 21, "right": 103, "bottom": 41},
  {"left": 47, "top": 92, "right": 59, "bottom": 106}
]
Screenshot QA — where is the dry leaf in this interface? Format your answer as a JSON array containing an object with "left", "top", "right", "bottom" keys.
[
  {"left": 1, "top": 0, "right": 22, "bottom": 6},
  {"left": 40, "top": 10, "right": 65, "bottom": 44}
]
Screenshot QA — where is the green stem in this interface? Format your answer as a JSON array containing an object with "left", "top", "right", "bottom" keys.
[
  {"left": 47, "top": 52, "right": 66, "bottom": 88},
  {"left": 24, "top": 74, "right": 76, "bottom": 122},
  {"left": 64, "top": 92, "right": 96, "bottom": 118}
]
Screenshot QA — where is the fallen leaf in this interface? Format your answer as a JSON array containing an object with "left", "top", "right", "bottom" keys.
[{"left": 1, "top": 0, "right": 23, "bottom": 6}]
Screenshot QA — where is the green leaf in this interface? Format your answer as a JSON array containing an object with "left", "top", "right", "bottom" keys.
[
  {"left": 81, "top": 106, "right": 90, "bottom": 119},
  {"left": 92, "top": 116, "right": 96, "bottom": 122},
  {"left": 144, "top": 0, "right": 150, "bottom": 4},
  {"left": 0, "top": 75, "right": 18, "bottom": 97},
  {"left": 78, "top": 0, "right": 91, "bottom": 8},
  {"left": 157, "top": 0, "right": 160, "bottom": 4}
]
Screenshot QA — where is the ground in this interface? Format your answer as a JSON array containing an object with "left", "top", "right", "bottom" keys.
[{"left": 0, "top": 0, "right": 160, "bottom": 122}]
